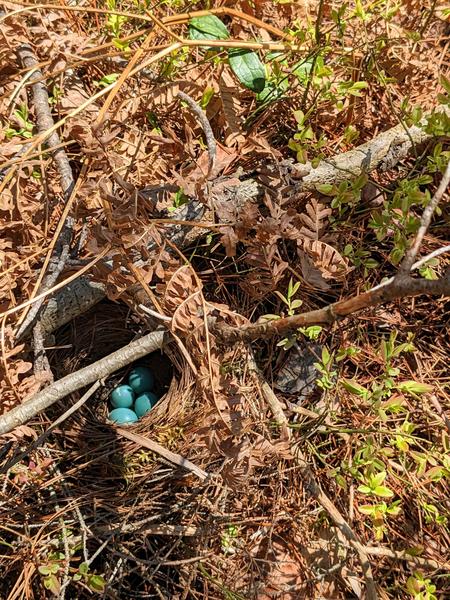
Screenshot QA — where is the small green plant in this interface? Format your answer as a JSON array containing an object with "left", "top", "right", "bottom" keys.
[
  {"left": 220, "top": 525, "right": 241, "bottom": 555},
  {"left": 105, "top": 0, "right": 131, "bottom": 52},
  {"left": 105, "top": 0, "right": 127, "bottom": 37},
  {"left": 343, "top": 244, "right": 379, "bottom": 276},
  {"left": 73, "top": 562, "right": 106, "bottom": 593},
  {"left": 5, "top": 104, "right": 34, "bottom": 139},
  {"left": 38, "top": 557, "right": 63, "bottom": 595},
  {"left": 274, "top": 278, "right": 303, "bottom": 317},
  {"left": 369, "top": 173, "right": 437, "bottom": 265},
  {"left": 314, "top": 346, "right": 337, "bottom": 390},
  {"left": 421, "top": 503, "right": 448, "bottom": 527},
  {"left": 406, "top": 572, "right": 438, "bottom": 600},
  {"left": 318, "top": 173, "right": 368, "bottom": 217},
  {"left": 94, "top": 73, "right": 119, "bottom": 88},
  {"left": 358, "top": 499, "right": 401, "bottom": 540},
  {"left": 288, "top": 110, "right": 327, "bottom": 166},
  {"left": 357, "top": 469, "right": 395, "bottom": 498},
  {"left": 169, "top": 187, "right": 189, "bottom": 212}
]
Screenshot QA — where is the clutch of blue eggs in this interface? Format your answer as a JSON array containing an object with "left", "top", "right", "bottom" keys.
[{"left": 109, "top": 366, "right": 159, "bottom": 425}]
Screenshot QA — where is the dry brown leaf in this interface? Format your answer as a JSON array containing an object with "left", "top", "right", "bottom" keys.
[
  {"left": 300, "top": 239, "right": 351, "bottom": 281},
  {"left": 299, "top": 198, "right": 332, "bottom": 240},
  {"left": 219, "top": 71, "right": 246, "bottom": 146},
  {"left": 144, "top": 80, "right": 203, "bottom": 107},
  {"left": 171, "top": 290, "right": 203, "bottom": 336},
  {"left": 164, "top": 265, "right": 199, "bottom": 314}
]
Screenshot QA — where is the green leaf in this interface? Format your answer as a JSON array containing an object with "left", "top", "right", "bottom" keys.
[
  {"left": 188, "top": 15, "right": 229, "bottom": 41},
  {"left": 43, "top": 574, "right": 60, "bottom": 594},
  {"left": 373, "top": 485, "right": 394, "bottom": 498},
  {"left": 38, "top": 566, "right": 51, "bottom": 576},
  {"left": 78, "top": 562, "right": 89, "bottom": 575},
  {"left": 316, "top": 183, "right": 335, "bottom": 195},
  {"left": 358, "top": 504, "right": 376, "bottom": 515},
  {"left": 396, "top": 380, "right": 433, "bottom": 395},
  {"left": 357, "top": 484, "right": 372, "bottom": 494},
  {"left": 371, "top": 471, "right": 386, "bottom": 488},
  {"left": 228, "top": 49, "right": 266, "bottom": 92},
  {"left": 88, "top": 574, "right": 106, "bottom": 592},
  {"left": 341, "top": 379, "right": 370, "bottom": 400}
]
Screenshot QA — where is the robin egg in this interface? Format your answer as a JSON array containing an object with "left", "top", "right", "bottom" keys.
[
  {"left": 110, "top": 385, "right": 135, "bottom": 409},
  {"left": 134, "top": 392, "right": 158, "bottom": 418},
  {"left": 128, "top": 367, "right": 154, "bottom": 394},
  {"left": 109, "top": 407, "right": 139, "bottom": 424}
]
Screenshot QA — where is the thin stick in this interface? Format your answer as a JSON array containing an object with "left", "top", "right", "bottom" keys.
[
  {"left": 364, "top": 545, "right": 449, "bottom": 570},
  {"left": 15, "top": 45, "right": 76, "bottom": 339},
  {"left": 0, "top": 331, "right": 167, "bottom": 435},
  {"left": 177, "top": 90, "right": 217, "bottom": 181},
  {"left": 399, "top": 160, "right": 450, "bottom": 274},
  {"left": 117, "top": 428, "right": 209, "bottom": 481},
  {"left": 259, "top": 376, "right": 378, "bottom": 599}
]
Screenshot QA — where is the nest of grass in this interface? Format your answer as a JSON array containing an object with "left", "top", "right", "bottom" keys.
[{"left": 2, "top": 296, "right": 320, "bottom": 599}]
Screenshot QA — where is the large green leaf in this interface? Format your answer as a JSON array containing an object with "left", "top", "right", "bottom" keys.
[
  {"left": 188, "top": 15, "right": 230, "bottom": 41},
  {"left": 228, "top": 48, "right": 266, "bottom": 92}
]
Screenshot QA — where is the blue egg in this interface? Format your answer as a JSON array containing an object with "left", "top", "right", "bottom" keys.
[
  {"left": 110, "top": 385, "right": 135, "bottom": 408},
  {"left": 109, "top": 408, "right": 139, "bottom": 424},
  {"left": 134, "top": 392, "right": 158, "bottom": 418},
  {"left": 128, "top": 367, "right": 154, "bottom": 394}
]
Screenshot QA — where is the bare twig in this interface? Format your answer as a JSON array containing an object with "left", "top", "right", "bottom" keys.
[
  {"left": 399, "top": 160, "right": 450, "bottom": 274},
  {"left": 177, "top": 90, "right": 217, "bottom": 181},
  {"left": 364, "top": 545, "right": 449, "bottom": 571},
  {"left": 259, "top": 377, "right": 378, "bottom": 599},
  {"left": 32, "top": 320, "right": 53, "bottom": 383},
  {"left": 217, "top": 273, "right": 450, "bottom": 344},
  {"left": 117, "top": 428, "right": 209, "bottom": 481},
  {"left": 0, "top": 330, "right": 167, "bottom": 436},
  {"left": 15, "top": 45, "right": 76, "bottom": 340}
]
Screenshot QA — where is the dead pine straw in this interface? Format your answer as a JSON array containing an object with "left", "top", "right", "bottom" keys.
[{"left": 1, "top": 1, "right": 450, "bottom": 599}]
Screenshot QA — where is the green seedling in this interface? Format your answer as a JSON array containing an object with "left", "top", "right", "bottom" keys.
[{"left": 359, "top": 499, "right": 401, "bottom": 540}]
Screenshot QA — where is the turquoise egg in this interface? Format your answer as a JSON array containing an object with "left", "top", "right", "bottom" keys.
[
  {"left": 110, "top": 385, "right": 135, "bottom": 408},
  {"left": 128, "top": 367, "right": 154, "bottom": 394},
  {"left": 134, "top": 392, "right": 158, "bottom": 418},
  {"left": 109, "top": 408, "right": 139, "bottom": 424}
]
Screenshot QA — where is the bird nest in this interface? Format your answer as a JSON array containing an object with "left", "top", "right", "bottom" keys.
[{"left": 1, "top": 274, "right": 309, "bottom": 599}]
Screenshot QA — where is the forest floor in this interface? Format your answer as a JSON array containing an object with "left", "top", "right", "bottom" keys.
[{"left": 0, "top": 1, "right": 449, "bottom": 599}]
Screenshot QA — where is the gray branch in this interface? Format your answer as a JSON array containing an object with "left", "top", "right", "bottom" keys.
[{"left": 0, "top": 329, "right": 167, "bottom": 436}]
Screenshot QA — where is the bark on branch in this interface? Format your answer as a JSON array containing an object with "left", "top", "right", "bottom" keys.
[
  {"left": 217, "top": 273, "right": 450, "bottom": 344},
  {"left": 35, "top": 106, "right": 448, "bottom": 336},
  {"left": 0, "top": 330, "right": 167, "bottom": 436}
]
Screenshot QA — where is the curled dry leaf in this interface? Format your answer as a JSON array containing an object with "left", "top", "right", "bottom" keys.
[
  {"left": 299, "top": 198, "right": 332, "bottom": 240},
  {"left": 163, "top": 265, "right": 199, "bottom": 315},
  {"left": 299, "top": 238, "right": 351, "bottom": 281}
]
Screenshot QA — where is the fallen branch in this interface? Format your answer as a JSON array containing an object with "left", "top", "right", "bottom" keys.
[
  {"left": 218, "top": 159, "right": 450, "bottom": 345},
  {"left": 33, "top": 106, "right": 449, "bottom": 337},
  {"left": 218, "top": 272, "right": 450, "bottom": 344},
  {"left": 0, "top": 330, "right": 167, "bottom": 436},
  {"left": 15, "top": 44, "right": 76, "bottom": 340}
]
